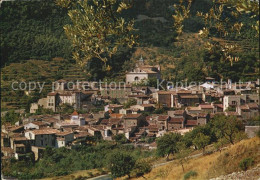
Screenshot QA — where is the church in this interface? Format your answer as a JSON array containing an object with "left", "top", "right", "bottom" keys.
[{"left": 126, "top": 56, "right": 161, "bottom": 84}]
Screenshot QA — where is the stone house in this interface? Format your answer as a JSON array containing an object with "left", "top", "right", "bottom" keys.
[
  {"left": 24, "top": 121, "right": 48, "bottom": 130},
  {"left": 126, "top": 63, "right": 161, "bottom": 84},
  {"left": 199, "top": 104, "right": 214, "bottom": 113},
  {"left": 167, "top": 117, "right": 185, "bottom": 130},
  {"left": 223, "top": 95, "right": 241, "bottom": 111},
  {"left": 55, "top": 131, "right": 74, "bottom": 148},
  {"left": 25, "top": 129, "right": 59, "bottom": 148},
  {"left": 236, "top": 103, "right": 259, "bottom": 120},
  {"left": 100, "top": 84, "right": 132, "bottom": 102},
  {"left": 130, "top": 104, "right": 155, "bottom": 112},
  {"left": 155, "top": 91, "right": 177, "bottom": 108},
  {"left": 123, "top": 114, "right": 145, "bottom": 130},
  {"left": 105, "top": 104, "right": 124, "bottom": 113}
]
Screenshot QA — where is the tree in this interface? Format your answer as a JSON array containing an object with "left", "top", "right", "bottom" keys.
[
  {"left": 173, "top": 0, "right": 259, "bottom": 65},
  {"left": 175, "top": 142, "right": 192, "bottom": 172},
  {"left": 123, "top": 98, "right": 137, "bottom": 108},
  {"left": 183, "top": 125, "right": 216, "bottom": 148},
  {"left": 212, "top": 115, "right": 242, "bottom": 145},
  {"left": 131, "top": 159, "right": 152, "bottom": 178},
  {"left": 56, "top": 0, "right": 137, "bottom": 71},
  {"left": 192, "top": 133, "right": 210, "bottom": 154},
  {"left": 107, "top": 151, "right": 136, "bottom": 178},
  {"left": 156, "top": 132, "right": 182, "bottom": 160},
  {"left": 2, "top": 110, "right": 21, "bottom": 125},
  {"left": 113, "top": 134, "right": 128, "bottom": 144}
]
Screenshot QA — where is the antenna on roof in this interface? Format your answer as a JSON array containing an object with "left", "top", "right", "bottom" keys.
[
  {"left": 139, "top": 55, "right": 144, "bottom": 62},
  {"left": 139, "top": 55, "right": 144, "bottom": 65}
]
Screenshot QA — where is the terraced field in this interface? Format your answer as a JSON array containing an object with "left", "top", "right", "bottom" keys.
[{"left": 1, "top": 58, "right": 86, "bottom": 110}]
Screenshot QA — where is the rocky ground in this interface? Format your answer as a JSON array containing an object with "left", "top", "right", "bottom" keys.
[{"left": 210, "top": 165, "right": 260, "bottom": 180}]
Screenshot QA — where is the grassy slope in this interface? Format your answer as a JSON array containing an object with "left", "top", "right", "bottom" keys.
[
  {"left": 132, "top": 137, "right": 260, "bottom": 180},
  {"left": 1, "top": 58, "right": 86, "bottom": 110},
  {"left": 41, "top": 168, "right": 108, "bottom": 180}
]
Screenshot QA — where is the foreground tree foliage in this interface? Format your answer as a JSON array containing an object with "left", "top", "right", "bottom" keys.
[
  {"left": 131, "top": 159, "right": 152, "bottom": 178},
  {"left": 56, "top": 0, "right": 137, "bottom": 71},
  {"left": 173, "top": 0, "right": 259, "bottom": 65},
  {"left": 212, "top": 115, "right": 243, "bottom": 144},
  {"left": 2, "top": 142, "right": 155, "bottom": 179},
  {"left": 192, "top": 133, "right": 211, "bottom": 154},
  {"left": 108, "top": 151, "right": 136, "bottom": 178},
  {"left": 113, "top": 134, "right": 128, "bottom": 144},
  {"left": 156, "top": 132, "right": 182, "bottom": 160}
]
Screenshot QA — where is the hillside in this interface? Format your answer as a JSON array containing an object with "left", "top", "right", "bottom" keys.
[
  {"left": 132, "top": 137, "right": 260, "bottom": 180},
  {"left": 0, "top": 58, "right": 86, "bottom": 111},
  {"left": 1, "top": 0, "right": 259, "bottom": 111}
]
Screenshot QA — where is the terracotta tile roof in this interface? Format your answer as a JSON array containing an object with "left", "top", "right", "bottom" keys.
[
  {"left": 174, "top": 110, "right": 185, "bottom": 115},
  {"left": 124, "top": 114, "right": 142, "bottom": 119},
  {"left": 110, "top": 113, "right": 124, "bottom": 119},
  {"left": 186, "top": 120, "right": 197, "bottom": 126},
  {"left": 112, "top": 126, "right": 124, "bottom": 130},
  {"left": 158, "top": 91, "right": 175, "bottom": 95},
  {"left": 15, "top": 144, "right": 25, "bottom": 147},
  {"left": 72, "top": 111, "right": 79, "bottom": 116},
  {"left": 11, "top": 136, "right": 28, "bottom": 141},
  {"left": 74, "top": 131, "right": 92, "bottom": 138},
  {"left": 141, "top": 68, "right": 158, "bottom": 74},
  {"left": 177, "top": 90, "right": 192, "bottom": 94},
  {"left": 100, "top": 119, "right": 109, "bottom": 125},
  {"left": 59, "top": 92, "right": 72, "bottom": 96},
  {"left": 199, "top": 104, "right": 213, "bottom": 109},
  {"left": 31, "top": 121, "right": 48, "bottom": 126},
  {"left": 148, "top": 124, "right": 158, "bottom": 128},
  {"left": 109, "top": 118, "right": 122, "bottom": 124},
  {"left": 214, "top": 104, "right": 223, "bottom": 108},
  {"left": 42, "top": 117, "right": 59, "bottom": 123},
  {"left": 47, "top": 92, "right": 57, "bottom": 96},
  {"left": 168, "top": 117, "right": 184, "bottom": 123},
  {"left": 198, "top": 113, "right": 208, "bottom": 118},
  {"left": 239, "top": 105, "right": 250, "bottom": 110},
  {"left": 31, "top": 129, "right": 59, "bottom": 135},
  {"left": 56, "top": 131, "right": 73, "bottom": 136},
  {"left": 158, "top": 115, "right": 170, "bottom": 121},
  {"left": 147, "top": 133, "right": 156, "bottom": 137},
  {"left": 8, "top": 126, "right": 24, "bottom": 132},
  {"left": 180, "top": 95, "right": 199, "bottom": 99},
  {"left": 247, "top": 103, "right": 259, "bottom": 109},
  {"left": 187, "top": 106, "right": 201, "bottom": 111},
  {"left": 109, "top": 104, "right": 123, "bottom": 108}
]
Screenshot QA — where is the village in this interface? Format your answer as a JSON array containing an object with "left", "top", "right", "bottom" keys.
[{"left": 1, "top": 57, "right": 260, "bottom": 162}]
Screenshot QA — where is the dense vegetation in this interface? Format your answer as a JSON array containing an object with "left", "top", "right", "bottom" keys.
[
  {"left": 156, "top": 115, "right": 247, "bottom": 159},
  {"left": 2, "top": 141, "right": 155, "bottom": 179}
]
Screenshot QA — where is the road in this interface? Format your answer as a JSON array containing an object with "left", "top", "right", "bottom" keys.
[{"left": 87, "top": 152, "right": 204, "bottom": 180}]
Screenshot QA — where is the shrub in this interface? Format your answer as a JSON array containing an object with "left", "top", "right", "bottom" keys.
[
  {"left": 75, "top": 175, "right": 84, "bottom": 180},
  {"left": 239, "top": 158, "right": 254, "bottom": 171},
  {"left": 183, "top": 171, "right": 198, "bottom": 180},
  {"left": 87, "top": 172, "right": 94, "bottom": 177}
]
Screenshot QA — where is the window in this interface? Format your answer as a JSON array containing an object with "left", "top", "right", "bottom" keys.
[
  {"left": 41, "top": 140, "right": 43, "bottom": 146},
  {"left": 231, "top": 101, "right": 237, "bottom": 105},
  {"left": 134, "top": 76, "right": 139, "bottom": 81}
]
